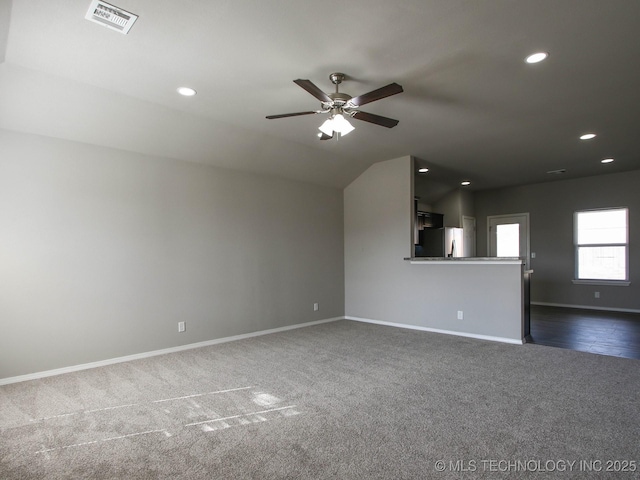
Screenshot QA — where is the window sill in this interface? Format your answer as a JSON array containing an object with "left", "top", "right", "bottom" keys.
[{"left": 572, "top": 279, "right": 630, "bottom": 286}]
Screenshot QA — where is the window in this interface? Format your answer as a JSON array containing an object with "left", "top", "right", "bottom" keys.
[
  {"left": 496, "top": 223, "right": 520, "bottom": 257},
  {"left": 574, "top": 208, "right": 628, "bottom": 283}
]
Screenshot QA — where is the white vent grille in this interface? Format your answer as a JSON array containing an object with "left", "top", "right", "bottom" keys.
[{"left": 85, "top": 1, "right": 138, "bottom": 35}]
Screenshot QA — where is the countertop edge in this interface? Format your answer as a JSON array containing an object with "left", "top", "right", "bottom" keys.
[{"left": 404, "top": 257, "right": 524, "bottom": 265}]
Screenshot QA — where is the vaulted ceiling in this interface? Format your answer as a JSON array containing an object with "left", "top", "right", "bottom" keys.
[{"left": 1, "top": 1, "right": 639, "bottom": 202}]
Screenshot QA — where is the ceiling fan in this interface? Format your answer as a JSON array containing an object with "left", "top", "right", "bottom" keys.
[{"left": 266, "top": 73, "right": 403, "bottom": 140}]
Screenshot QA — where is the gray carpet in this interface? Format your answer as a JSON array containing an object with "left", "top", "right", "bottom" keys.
[{"left": 1, "top": 320, "right": 639, "bottom": 479}]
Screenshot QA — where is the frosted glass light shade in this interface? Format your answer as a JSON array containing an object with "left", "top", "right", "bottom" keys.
[
  {"left": 318, "top": 113, "right": 355, "bottom": 136},
  {"left": 319, "top": 118, "right": 334, "bottom": 136},
  {"left": 333, "top": 114, "right": 354, "bottom": 135}
]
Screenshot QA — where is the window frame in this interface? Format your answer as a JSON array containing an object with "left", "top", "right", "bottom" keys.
[{"left": 572, "top": 207, "right": 630, "bottom": 286}]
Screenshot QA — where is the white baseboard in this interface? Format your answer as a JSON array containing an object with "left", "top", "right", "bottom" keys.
[
  {"left": 345, "top": 316, "right": 524, "bottom": 345},
  {"left": 532, "top": 302, "right": 640, "bottom": 314},
  {"left": 1, "top": 314, "right": 528, "bottom": 385},
  {"left": 0, "top": 317, "right": 343, "bottom": 386}
]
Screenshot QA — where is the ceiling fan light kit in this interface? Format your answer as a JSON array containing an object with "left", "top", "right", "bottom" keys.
[
  {"left": 267, "top": 73, "right": 403, "bottom": 140},
  {"left": 319, "top": 113, "right": 355, "bottom": 137}
]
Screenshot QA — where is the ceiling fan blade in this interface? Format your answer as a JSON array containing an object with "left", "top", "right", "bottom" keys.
[
  {"left": 266, "top": 111, "right": 319, "bottom": 119},
  {"left": 348, "top": 83, "right": 404, "bottom": 107},
  {"left": 293, "top": 79, "right": 332, "bottom": 103},
  {"left": 352, "top": 111, "right": 399, "bottom": 128},
  {"left": 319, "top": 132, "right": 333, "bottom": 140}
]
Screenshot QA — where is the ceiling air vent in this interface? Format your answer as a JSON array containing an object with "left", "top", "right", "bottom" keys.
[{"left": 85, "top": 1, "right": 138, "bottom": 35}]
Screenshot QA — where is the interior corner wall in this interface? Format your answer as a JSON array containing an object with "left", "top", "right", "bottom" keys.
[
  {"left": 344, "top": 156, "right": 522, "bottom": 342},
  {"left": 0, "top": 0, "right": 11, "bottom": 63},
  {"left": 0, "top": 130, "right": 345, "bottom": 380},
  {"left": 431, "top": 188, "right": 474, "bottom": 228},
  {"left": 474, "top": 169, "right": 640, "bottom": 311},
  {"left": 460, "top": 189, "right": 475, "bottom": 219}
]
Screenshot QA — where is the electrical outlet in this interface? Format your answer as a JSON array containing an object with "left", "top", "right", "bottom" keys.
[
  {"left": 457, "top": 310, "right": 464, "bottom": 320},
  {"left": 178, "top": 321, "right": 186, "bottom": 333},
  {"left": 313, "top": 303, "right": 319, "bottom": 311},
  {"left": 594, "top": 292, "right": 600, "bottom": 299}
]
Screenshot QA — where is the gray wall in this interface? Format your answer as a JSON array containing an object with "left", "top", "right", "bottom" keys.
[
  {"left": 460, "top": 189, "right": 475, "bottom": 220},
  {"left": 0, "top": 0, "right": 10, "bottom": 63},
  {"left": 474, "top": 170, "right": 640, "bottom": 310},
  {"left": 344, "top": 156, "right": 523, "bottom": 342},
  {"left": 0, "top": 130, "right": 345, "bottom": 380},
  {"left": 433, "top": 189, "right": 460, "bottom": 227},
  {"left": 432, "top": 188, "right": 475, "bottom": 228}
]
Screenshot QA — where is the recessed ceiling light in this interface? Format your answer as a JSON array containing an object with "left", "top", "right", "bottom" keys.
[
  {"left": 177, "top": 87, "right": 197, "bottom": 96},
  {"left": 525, "top": 52, "right": 549, "bottom": 64},
  {"left": 580, "top": 133, "right": 596, "bottom": 140},
  {"left": 601, "top": 158, "right": 614, "bottom": 164},
  {"left": 418, "top": 168, "right": 429, "bottom": 173},
  {"left": 461, "top": 181, "right": 471, "bottom": 186}
]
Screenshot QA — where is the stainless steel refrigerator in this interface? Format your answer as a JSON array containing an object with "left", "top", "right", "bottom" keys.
[{"left": 419, "top": 227, "right": 464, "bottom": 257}]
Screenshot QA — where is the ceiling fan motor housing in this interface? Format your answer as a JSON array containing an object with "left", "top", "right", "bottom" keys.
[
  {"left": 325, "top": 92, "right": 352, "bottom": 108},
  {"left": 325, "top": 73, "right": 352, "bottom": 109}
]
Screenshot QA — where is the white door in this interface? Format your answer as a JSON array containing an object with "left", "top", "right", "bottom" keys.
[
  {"left": 462, "top": 216, "right": 476, "bottom": 257},
  {"left": 488, "top": 213, "right": 530, "bottom": 268}
]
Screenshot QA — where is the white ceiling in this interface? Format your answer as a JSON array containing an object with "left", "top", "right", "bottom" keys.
[{"left": 2, "top": 0, "right": 640, "bottom": 201}]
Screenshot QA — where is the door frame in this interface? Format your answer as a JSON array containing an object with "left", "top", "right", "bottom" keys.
[{"left": 487, "top": 212, "right": 530, "bottom": 268}]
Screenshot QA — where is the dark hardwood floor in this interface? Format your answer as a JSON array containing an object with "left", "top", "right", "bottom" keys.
[{"left": 529, "top": 304, "right": 640, "bottom": 360}]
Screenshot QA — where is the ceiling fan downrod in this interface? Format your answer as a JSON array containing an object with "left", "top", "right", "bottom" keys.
[{"left": 326, "top": 73, "right": 352, "bottom": 110}]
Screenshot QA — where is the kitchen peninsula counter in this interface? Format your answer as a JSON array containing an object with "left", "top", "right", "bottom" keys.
[
  {"left": 404, "top": 256, "right": 532, "bottom": 340},
  {"left": 405, "top": 257, "right": 523, "bottom": 265}
]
